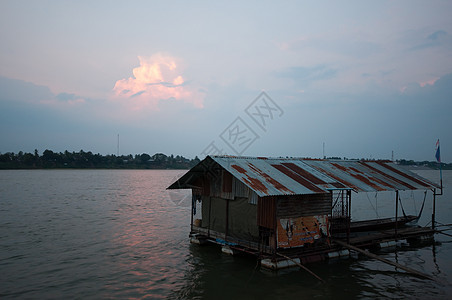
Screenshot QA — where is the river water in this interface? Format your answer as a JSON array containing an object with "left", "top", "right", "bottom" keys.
[{"left": 0, "top": 169, "right": 451, "bottom": 299}]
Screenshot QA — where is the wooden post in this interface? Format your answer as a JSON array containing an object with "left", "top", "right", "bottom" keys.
[
  {"left": 395, "top": 190, "right": 399, "bottom": 239},
  {"left": 347, "top": 190, "right": 351, "bottom": 244},
  {"left": 273, "top": 199, "right": 277, "bottom": 256},
  {"left": 341, "top": 190, "right": 344, "bottom": 216},
  {"left": 432, "top": 189, "right": 436, "bottom": 230},
  {"left": 225, "top": 198, "right": 229, "bottom": 239},
  {"left": 190, "top": 193, "right": 194, "bottom": 232},
  {"left": 329, "top": 190, "right": 333, "bottom": 244},
  {"left": 208, "top": 196, "right": 212, "bottom": 237},
  {"left": 276, "top": 252, "right": 324, "bottom": 283}
]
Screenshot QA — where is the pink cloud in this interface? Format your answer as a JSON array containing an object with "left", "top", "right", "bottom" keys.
[
  {"left": 419, "top": 77, "right": 440, "bottom": 87},
  {"left": 113, "top": 53, "right": 204, "bottom": 110}
]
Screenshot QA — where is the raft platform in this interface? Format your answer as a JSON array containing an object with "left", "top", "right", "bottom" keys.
[{"left": 190, "top": 224, "right": 436, "bottom": 270}]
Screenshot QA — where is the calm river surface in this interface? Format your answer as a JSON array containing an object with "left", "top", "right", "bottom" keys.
[{"left": 1, "top": 169, "right": 451, "bottom": 299}]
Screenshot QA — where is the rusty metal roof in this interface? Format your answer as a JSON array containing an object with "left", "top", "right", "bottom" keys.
[{"left": 168, "top": 155, "right": 440, "bottom": 197}]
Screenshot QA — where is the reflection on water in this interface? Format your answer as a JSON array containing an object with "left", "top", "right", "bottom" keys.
[
  {"left": 0, "top": 170, "right": 191, "bottom": 299},
  {"left": 173, "top": 242, "right": 449, "bottom": 299},
  {"left": 0, "top": 169, "right": 451, "bottom": 299}
]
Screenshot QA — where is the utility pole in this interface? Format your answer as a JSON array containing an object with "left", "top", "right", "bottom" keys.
[{"left": 117, "top": 134, "right": 120, "bottom": 156}]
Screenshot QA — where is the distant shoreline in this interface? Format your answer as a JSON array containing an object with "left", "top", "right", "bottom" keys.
[
  {"left": 398, "top": 165, "right": 434, "bottom": 171},
  {"left": 0, "top": 150, "right": 200, "bottom": 170},
  {"left": 1, "top": 149, "right": 450, "bottom": 170},
  {"left": 0, "top": 167, "right": 190, "bottom": 170}
]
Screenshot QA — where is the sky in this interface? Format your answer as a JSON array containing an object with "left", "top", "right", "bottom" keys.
[{"left": 1, "top": 0, "right": 451, "bottom": 162}]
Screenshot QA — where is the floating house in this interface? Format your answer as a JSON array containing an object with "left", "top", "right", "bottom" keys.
[{"left": 168, "top": 155, "right": 440, "bottom": 269}]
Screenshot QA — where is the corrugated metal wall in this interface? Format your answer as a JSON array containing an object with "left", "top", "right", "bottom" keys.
[
  {"left": 202, "top": 169, "right": 255, "bottom": 201},
  {"left": 257, "top": 194, "right": 332, "bottom": 230},
  {"left": 232, "top": 176, "right": 249, "bottom": 198},
  {"left": 277, "top": 193, "right": 332, "bottom": 218}
]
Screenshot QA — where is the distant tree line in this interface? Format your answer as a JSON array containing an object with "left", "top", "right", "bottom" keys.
[
  {"left": 0, "top": 150, "right": 449, "bottom": 170},
  {"left": 0, "top": 149, "right": 201, "bottom": 169},
  {"left": 397, "top": 159, "right": 451, "bottom": 170},
  {"left": 320, "top": 157, "right": 450, "bottom": 170}
]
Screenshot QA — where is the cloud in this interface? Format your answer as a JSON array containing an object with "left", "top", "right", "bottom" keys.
[
  {"left": 279, "top": 34, "right": 381, "bottom": 60},
  {"left": 419, "top": 77, "right": 440, "bottom": 88},
  {"left": 0, "top": 76, "right": 53, "bottom": 103},
  {"left": 0, "top": 76, "right": 91, "bottom": 109},
  {"left": 276, "top": 65, "right": 337, "bottom": 85},
  {"left": 56, "top": 92, "right": 86, "bottom": 105},
  {"left": 112, "top": 53, "right": 204, "bottom": 110},
  {"left": 428, "top": 30, "right": 447, "bottom": 41},
  {"left": 408, "top": 29, "right": 451, "bottom": 51}
]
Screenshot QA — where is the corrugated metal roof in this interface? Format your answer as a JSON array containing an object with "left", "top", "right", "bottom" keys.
[{"left": 168, "top": 156, "right": 439, "bottom": 197}]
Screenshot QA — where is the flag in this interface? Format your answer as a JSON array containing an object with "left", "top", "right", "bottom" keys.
[{"left": 435, "top": 139, "right": 441, "bottom": 163}]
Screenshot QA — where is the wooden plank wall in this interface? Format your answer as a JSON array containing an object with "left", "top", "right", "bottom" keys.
[{"left": 257, "top": 196, "right": 276, "bottom": 229}]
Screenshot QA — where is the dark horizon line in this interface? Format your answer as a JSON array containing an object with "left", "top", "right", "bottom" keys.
[
  {"left": 0, "top": 148, "right": 449, "bottom": 163},
  {"left": 0, "top": 149, "right": 450, "bottom": 169}
]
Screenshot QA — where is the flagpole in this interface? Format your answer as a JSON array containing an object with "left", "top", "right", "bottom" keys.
[
  {"left": 439, "top": 160, "right": 443, "bottom": 194},
  {"left": 431, "top": 139, "right": 443, "bottom": 230},
  {"left": 436, "top": 139, "right": 443, "bottom": 195}
]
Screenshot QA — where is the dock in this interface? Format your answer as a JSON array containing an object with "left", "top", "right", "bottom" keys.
[{"left": 190, "top": 224, "right": 439, "bottom": 282}]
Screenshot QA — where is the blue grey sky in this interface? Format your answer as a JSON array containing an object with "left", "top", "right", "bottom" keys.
[{"left": 1, "top": 1, "right": 451, "bottom": 162}]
